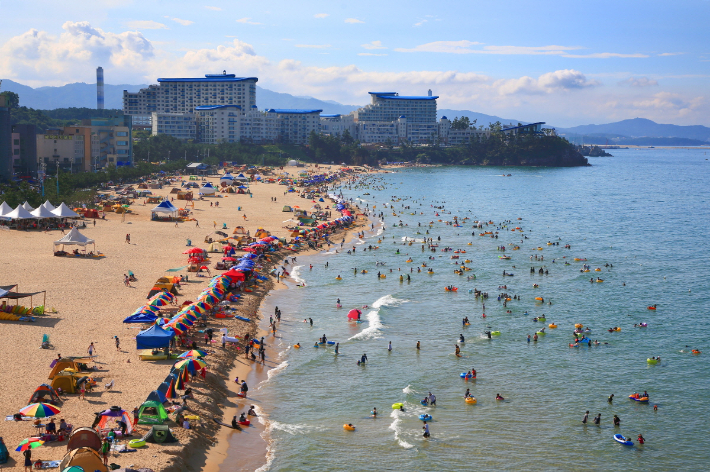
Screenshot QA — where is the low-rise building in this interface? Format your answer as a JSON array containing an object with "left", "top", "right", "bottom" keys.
[
  {"left": 37, "top": 130, "right": 85, "bottom": 172},
  {"left": 151, "top": 112, "right": 197, "bottom": 141}
]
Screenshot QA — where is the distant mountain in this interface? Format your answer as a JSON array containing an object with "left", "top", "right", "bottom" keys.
[
  {"left": 256, "top": 87, "right": 361, "bottom": 115},
  {"left": 438, "top": 109, "right": 524, "bottom": 127},
  {"left": 0, "top": 79, "right": 147, "bottom": 109},
  {"left": 557, "top": 118, "right": 710, "bottom": 142}
]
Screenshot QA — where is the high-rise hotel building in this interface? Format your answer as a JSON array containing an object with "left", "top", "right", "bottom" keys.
[{"left": 123, "top": 72, "right": 257, "bottom": 124}]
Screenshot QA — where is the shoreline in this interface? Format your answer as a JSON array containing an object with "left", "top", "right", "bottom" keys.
[{"left": 198, "top": 215, "right": 373, "bottom": 472}]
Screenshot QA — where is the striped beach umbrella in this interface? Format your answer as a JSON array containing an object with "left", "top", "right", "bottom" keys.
[
  {"left": 16, "top": 437, "right": 45, "bottom": 452},
  {"left": 174, "top": 371, "right": 186, "bottom": 389},
  {"left": 164, "top": 379, "right": 178, "bottom": 399},
  {"left": 178, "top": 349, "right": 207, "bottom": 358},
  {"left": 20, "top": 403, "right": 61, "bottom": 418},
  {"left": 174, "top": 358, "right": 207, "bottom": 374}
]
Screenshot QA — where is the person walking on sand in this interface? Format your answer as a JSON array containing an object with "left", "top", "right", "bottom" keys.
[
  {"left": 243, "top": 214, "right": 248, "bottom": 221},
  {"left": 132, "top": 407, "right": 139, "bottom": 427},
  {"left": 88, "top": 342, "right": 96, "bottom": 357},
  {"left": 115, "top": 336, "right": 120, "bottom": 352},
  {"left": 125, "top": 233, "right": 130, "bottom": 244},
  {"left": 195, "top": 219, "right": 199, "bottom": 227}
]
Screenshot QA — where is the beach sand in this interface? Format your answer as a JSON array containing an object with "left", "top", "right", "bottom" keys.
[{"left": 0, "top": 165, "right": 369, "bottom": 471}]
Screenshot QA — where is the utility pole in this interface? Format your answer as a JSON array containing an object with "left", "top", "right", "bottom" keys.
[{"left": 56, "top": 161, "right": 60, "bottom": 196}]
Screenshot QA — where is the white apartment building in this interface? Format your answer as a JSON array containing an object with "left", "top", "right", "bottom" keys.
[
  {"left": 194, "top": 106, "right": 321, "bottom": 145},
  {"left": 151, "top": 113, "right": 197, "bottom": 141},
  {"left": 123, "top": 72, "right": 258, "bottom": 125},
  {"left": 320, "top": 114, "right": 357, "bottom": 138}
]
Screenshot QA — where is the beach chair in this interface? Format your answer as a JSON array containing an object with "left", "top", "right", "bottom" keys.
[{"left": 104, "top": 379, "right": 114, "bottom": 390}]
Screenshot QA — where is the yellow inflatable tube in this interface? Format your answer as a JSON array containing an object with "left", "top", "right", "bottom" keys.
[{"left": 343, "top": 424, "right": 355, "bottom": 431}]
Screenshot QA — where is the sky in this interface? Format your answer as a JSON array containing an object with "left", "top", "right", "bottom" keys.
[{"left": 0, "top": 0, "right": 708, "bottom": 127}]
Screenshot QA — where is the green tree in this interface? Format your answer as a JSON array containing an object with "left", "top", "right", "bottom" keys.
[{"left": 0, "top": 91, "right": 20, "bottom": 108}]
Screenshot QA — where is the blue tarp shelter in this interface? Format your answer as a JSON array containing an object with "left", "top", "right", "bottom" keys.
[{"left": 136, "top": 325, "right": 174, "bottom": 350}]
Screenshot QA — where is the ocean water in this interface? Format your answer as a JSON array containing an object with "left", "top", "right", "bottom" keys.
[{"left": 242, "top": 149, "right": 710, "bottom": 471}]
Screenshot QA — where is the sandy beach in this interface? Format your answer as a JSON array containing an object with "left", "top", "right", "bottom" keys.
[{"left": 0, "top": 164, "right": 370, "bottom": 471}]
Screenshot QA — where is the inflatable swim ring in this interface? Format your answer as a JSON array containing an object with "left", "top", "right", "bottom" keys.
[
  {"left": 646, "top": 358, "right": 658, "bottom": 364},
  {"left": 548, "top": 324, "right": 557, "bottom": 329},
  {"left": 465, "top": 397, "right": 477, "bottom": 404},
  {"left": 215, "top": 313, "right": 234, "bottom": 319},
  {"left": 535, "top": 297, "right": 544, "bottom": 301},
  {"left": 491, "top": 331, "right": 501, "bottom": 336},
  {"left": 614, "top": 434, "right": 633, "bottom": 446},
  {"left": 574, "top": 324, "right": 583, "bottom": 329},
  {"left": 692, "top": 350, "right": 701, "bottom": 354},
  {"left": 391, "top": 403, "right": 403, "bottom": 409},
  {"left": 294, "top": 344, "right": 300, "bottom": 349},
  {"left": 419, "top": 414, "right": 433, "bottom": 422},
  {"left": 629, "top": 394, "right": 649, "bottom": 402},
  {"left": 647, "top": 306, "right": 657, "bottom": 310},
  {"left": 444, "top": 287, "right": 458, "bottom": 292},
  {"left": 535, "top": 331, "right": 546, "bottom": 336},
  {"left": 343, "top": 424, "right": 355, "bottom": 431},
  {"left": 335, "top": 277, "right": 342, "bottom": 280},
  {"left": 129, "top": 439, "right": 146, "bottom": 448},
  {"left": 238, "top": 420, "right": 250, "bottom": 426}
]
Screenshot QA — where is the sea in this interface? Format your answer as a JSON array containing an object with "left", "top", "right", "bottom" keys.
[{"left": 225, "top": 148, "right": 710, "bottom": 471}]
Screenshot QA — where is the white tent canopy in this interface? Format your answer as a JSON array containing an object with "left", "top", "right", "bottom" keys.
[
  {"left": 0, "top": 202, "right": 13, "bottom": 216},
  {"left": 54, "top": 227, "right": 95, "bottom": 247},
  {"left": 30, "top": 206, "right": 57, "bottom": 219},
  {"left": 151, "top": 200, "right": 178, "bottom": 215},
  {"left": 51, "top": 203, "right": 80, "bottom": 218},
  {"left": 41, "top": 200, "right": 56, "bottom": 212},
  {"left": 5, "top": 205, "right": 36, "bottom": 220},
  {"left": 199, "top": 183, "right": 216, "bottom": 195},
  {"left": 22, "top": 201, "right": 35, "bottom": 212}
]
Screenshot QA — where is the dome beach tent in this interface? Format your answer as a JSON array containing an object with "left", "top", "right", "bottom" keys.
[
  {"left": 54, "top": 228, "right": 96, "bottom": 253},
  {"left": 59, "top": 447, "right": 107, "bottom": 472},
  {"left": 66, "top": 426, "right": 102, "bottom": 452},
  {"left": 51, "top": 203, "right": 80, "bottom": 218},
  {"left": 137, "top": 400, "right": 169, "bottom": 425},
  {"left": 95, "top": 407, "right": 133, "bottom": 435},
  {"left": 29, "top": 384, "right": 61, "bottom": 405},
  {"left": 142, "top": 424, "right": 177, "bottom": 443}
]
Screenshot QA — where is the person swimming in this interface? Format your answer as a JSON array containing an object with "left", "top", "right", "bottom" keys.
[
  {"left": 459, "top": 334, "right": 465, "bottom": 342},
  {"left": 496, "top": 393, "right": 505, "bottom": 401}
]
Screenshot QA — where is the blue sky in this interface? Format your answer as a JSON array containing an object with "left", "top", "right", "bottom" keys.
[{"left": 1, "top": 0, "right": 708, "bottom": 126}]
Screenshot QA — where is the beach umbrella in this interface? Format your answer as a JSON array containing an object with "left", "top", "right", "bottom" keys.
[
  {"left": 178, "top": 350, "right": 207, "bottom": 358},
  {"left": 183, "top": 248, "right": 204, "bottom": 254},
  {"left": 20, "top": 403, "right": 61, "bottom": 418},
  {"left": 164, "top": 380, "right": 178, "bottom": 399},
  {"left": 174, "top": 370, "right": 187, "bottom": 389},
  {"left": 148, "top": 297, "right": 169, "bottom": 307},
  {"left": 174, "top": 358, "right": 207, "bottom": 374},
  {"left": 222, "top": 257, "right": 236, "bottom": 261},
  {"left": 15, "top": 437, "right": 44, "bottom": 452}
]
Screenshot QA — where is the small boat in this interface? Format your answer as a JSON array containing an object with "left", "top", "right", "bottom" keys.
[{"left": 613, "top": 434, "right": 634, "bottom": 446}]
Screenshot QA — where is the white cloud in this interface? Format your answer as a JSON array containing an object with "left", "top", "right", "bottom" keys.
[
  {"left": 0, "top": 22, "right": 155, "bottom": 86},
  {"left": 362, "top": 40, "right": 386, "bottom": 50},
  {"left": 345, "top": 18, "right": 364, "bottom": 24},
  {"left": 164, "top": 17, "right": 194, "bottom": 26},
  {"left": 619, "top": 77, "right": 658, "bottom": 87},
  {"left": 358, "top": 53, "right": 388, "bottom": 56},
  {"left": 396, "top": 41, "right": 648, "bottom": 58},
  {"left": 205, "top": 6, "right": 221, "bottom": 11},
  {"left": 236, "top": 18, "right": 262, "bottom": 25},
  {"left": 2, "top": 23, "right": 706, "bottom": 126},
  {"left": 493, "top": 69, "right": 599, "bottom": 95},
  {"left": 295, "top": 44, "right": 331, "bottom": 49},
  {"left": 414, "top": 20, "right": 427, "bottom": 27},
  {"left": 314, "top": 13, "right": 329, "bottom": 19},
  {"left": 658, "top": 52, "right": 684, "bottom": 56},
  {"left": 125, "top": 20, "right": 168, "bottom": 30}
]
